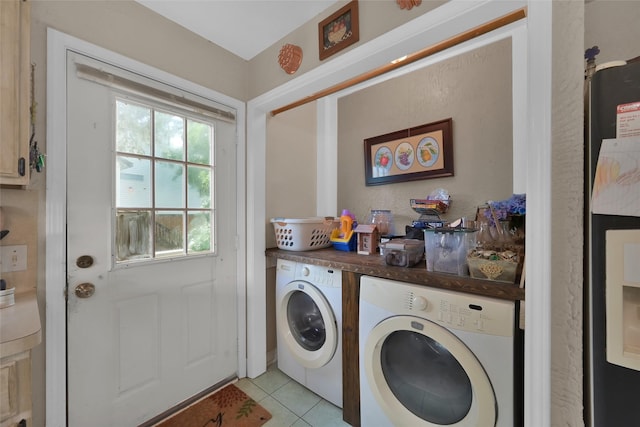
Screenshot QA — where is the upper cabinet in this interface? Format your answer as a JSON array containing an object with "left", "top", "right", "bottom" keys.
[{"left": 0, "top": 0, "right": 31, "bottom": 186}]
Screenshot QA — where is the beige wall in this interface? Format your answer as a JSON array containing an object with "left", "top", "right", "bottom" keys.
[
  {"left": 248, "top": 0, "right": 446, "bottom": 98},
  {"left": 585, "top": 0, "right": 640, "bottom": 64},
  {"left": 551, "top": 1, "right": 585, "bottom": 424},
  {"left": 337, "top": 39, "right": 513, "bottom": 230},
  {"left": 33, "top": 0, "right": 248, "bottom": 100},
  {"left": 266, "top": 102, "right": 319, "bottom": 248}
]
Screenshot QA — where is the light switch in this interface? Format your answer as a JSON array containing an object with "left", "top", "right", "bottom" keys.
[{"left": 0, "top": 245, "right": 27, "bottom": 272}]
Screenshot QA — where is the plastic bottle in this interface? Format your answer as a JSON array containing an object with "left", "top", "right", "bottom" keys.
[{"left": 340, "top": 209, "right": 354, "bottom": 238}]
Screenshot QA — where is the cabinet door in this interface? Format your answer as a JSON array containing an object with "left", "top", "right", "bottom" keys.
[
  {"left": 0, "top": 359, "right": 18, "bottom": 422},
  {"left": 0, "top": 0, "right": 30, "bottom": 186},
  {"left": 0, "top": 351, "right": 32, "bottom": 426}
]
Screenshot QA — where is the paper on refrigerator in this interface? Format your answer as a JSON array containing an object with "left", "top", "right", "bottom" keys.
[
  {"left": 591, "top": 137, "right": 640, "bottom": 217},
  {"left": 617, "top": 102, "right": 640, "bottom": 138}
]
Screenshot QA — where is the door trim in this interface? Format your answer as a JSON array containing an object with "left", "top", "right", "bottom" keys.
[{"left": 45, "top": 28, "right": 247, "bottom": 427}]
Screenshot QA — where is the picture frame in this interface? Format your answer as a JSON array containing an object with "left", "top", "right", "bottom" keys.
[
  {"left": 318, "top": 1, "right": 359, "bottom": 61},
  {"left": 364, "top": 118, "right": 454, "bottom": 186}
]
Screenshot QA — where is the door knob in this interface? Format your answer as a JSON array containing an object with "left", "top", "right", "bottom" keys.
[{"left": 75, "top": 283, "right": 95, "bottom": 298}]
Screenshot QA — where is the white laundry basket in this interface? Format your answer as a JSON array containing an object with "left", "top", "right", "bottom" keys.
[{"left": 270, "top": 217, "right": 339, "bottom": 251}]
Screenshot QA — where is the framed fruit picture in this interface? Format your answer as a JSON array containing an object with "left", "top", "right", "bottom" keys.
[{"left": 364, "top": 118, "right": 453, "bottom": 186}]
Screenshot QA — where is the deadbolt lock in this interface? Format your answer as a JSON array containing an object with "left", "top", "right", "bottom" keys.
[{"left": 76, "top": 255, "right": 94, "bottom": 268}]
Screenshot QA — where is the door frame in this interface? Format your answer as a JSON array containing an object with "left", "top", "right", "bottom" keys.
[
  {"left": 45, "top": 28, "right": 247, "bottom": 426},
  {"left": 247, "top": 0, "right": 552, "bottom": 425}
]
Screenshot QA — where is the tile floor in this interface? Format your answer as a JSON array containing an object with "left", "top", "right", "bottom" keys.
[{"left": 235, "top": 364, "right": 351, "bottom": 427}]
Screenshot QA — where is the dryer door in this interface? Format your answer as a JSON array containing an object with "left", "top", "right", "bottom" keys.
[
  {"left": 277, "top": 280, "right": 338, "bottom": 369},
  {"left": 364, "top": 315, "right": 496, "bottom": 427}
]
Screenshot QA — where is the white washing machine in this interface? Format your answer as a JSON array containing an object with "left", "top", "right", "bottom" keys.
[
  {"left": 359, "top": 276, "right": 516, "bottom": 427},
  {"left": 275, "top": 259, "right": 343, "bottom": 408}
]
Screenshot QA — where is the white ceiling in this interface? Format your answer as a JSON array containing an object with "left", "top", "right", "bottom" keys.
[{"left": 136, "top": 0, "right": 340, "bottom": 60}]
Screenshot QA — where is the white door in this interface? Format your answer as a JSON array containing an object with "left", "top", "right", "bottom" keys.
[{"left": 65, "top": 51, "right": 239, "bottom": 426}]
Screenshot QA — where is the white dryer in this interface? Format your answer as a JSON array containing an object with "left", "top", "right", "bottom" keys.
[
  {"left": 359, "top": 276, "right": 516, "bottom": 427},
  {"left": 275, "top": 259, "right": 343, "bottom": 408}
]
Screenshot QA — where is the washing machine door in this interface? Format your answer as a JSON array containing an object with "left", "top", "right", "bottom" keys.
[
  {"left": 364, "top": 315, "right": 496, "bottom": 426},
  {"left": 277, "top": 280, "right": 338, "bottom": 369}
]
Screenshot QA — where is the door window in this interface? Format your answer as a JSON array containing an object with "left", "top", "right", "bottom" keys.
[
  {"left": 380, "top": 330, "right": 473, "bottom": 424},
  {"left": 115, "top": 98, "right": 215, "bottom": 262},
  {"left": 287, "top": 291, "right": 326, "bottom": 351}
]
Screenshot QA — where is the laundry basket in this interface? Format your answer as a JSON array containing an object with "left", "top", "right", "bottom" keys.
[{"left": 270, "top": 217, "right": 339, "bottom": 251}]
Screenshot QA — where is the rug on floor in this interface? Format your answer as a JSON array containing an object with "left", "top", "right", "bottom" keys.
[{"left": 155, "top": 383, "right": 272, "bottom": 427}]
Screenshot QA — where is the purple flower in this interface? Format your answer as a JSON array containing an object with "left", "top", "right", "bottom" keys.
[{"left": 483, "top": 194, "right": 526, "bottom": 225}]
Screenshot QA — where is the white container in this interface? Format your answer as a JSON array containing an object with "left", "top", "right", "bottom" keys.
[
  {"left": 0, "top": 287, "right": 15, "bottom": 308},
  {"left": 380, "top": 239, "right": 425, "bottom": 267},
  {"left": 270, "top": 217, "right": 339, "bottom": 251},
  {"left": 424, "top": 228, "right": 477, "bottom": 275}
]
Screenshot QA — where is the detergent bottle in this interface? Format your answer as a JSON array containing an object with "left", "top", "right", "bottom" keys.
[{"left": 340, "top": 209, "right": 354, "bottom": 238}]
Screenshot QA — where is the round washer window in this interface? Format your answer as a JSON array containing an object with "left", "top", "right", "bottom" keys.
[
  {"left": 287, "top": 290, "right": 326, "bottom": 351},
  {"left": 380, "top": 330, "right": 473, "bottom": 424}
]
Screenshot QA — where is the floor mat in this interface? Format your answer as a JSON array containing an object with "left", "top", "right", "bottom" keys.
[{"left": 155, "top": 383, "right": 272, "bottom": 427}]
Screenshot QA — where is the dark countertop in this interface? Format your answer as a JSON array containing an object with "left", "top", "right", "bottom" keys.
[{"left": 266, "top": 247, "right": 525, "bottom": 301}]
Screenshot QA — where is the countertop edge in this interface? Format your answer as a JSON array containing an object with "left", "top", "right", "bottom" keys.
[{"left": 266, "top": 247, "right": 525, "bottom": 301}]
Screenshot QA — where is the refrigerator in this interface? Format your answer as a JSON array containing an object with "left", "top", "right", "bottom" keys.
[{"left": 586, "top": 60, "right": 640, "bottom": 427}]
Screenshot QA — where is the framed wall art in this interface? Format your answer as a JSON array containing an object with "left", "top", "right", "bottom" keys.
[
  {"left": 364, "top": 118, "right": 453, "bottom": 186},
  {"left": 318, "top": 1, "right": 359, "bottom": 61}
]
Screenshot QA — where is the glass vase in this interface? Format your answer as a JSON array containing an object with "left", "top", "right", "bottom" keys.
[
  {"left": 476, "top": 218, "right": 494, "bottom": 249},
  {"left": 497, "top": 220, "right": 515, "bottom": 251}
]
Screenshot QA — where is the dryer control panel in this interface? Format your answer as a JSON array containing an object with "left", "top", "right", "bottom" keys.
[
  {"left": 431, "top": 296, "right": 509, "bottom": 336},
  {"left": 360, "top": 275, "right": 514, "bottom": 337}
]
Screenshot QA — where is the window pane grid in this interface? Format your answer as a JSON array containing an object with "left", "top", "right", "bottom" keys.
[{"left": 115, "top": 97, "right": 215, "bottom": 263}]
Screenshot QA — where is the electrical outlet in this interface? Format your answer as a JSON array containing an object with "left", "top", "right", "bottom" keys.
[{"left": 0, "top": 245, "right": 27, "bottom": 272}]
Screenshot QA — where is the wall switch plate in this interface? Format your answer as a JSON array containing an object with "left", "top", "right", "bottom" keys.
[{"left": 0, "top": 245, "right": 28, "bottom": 272}]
